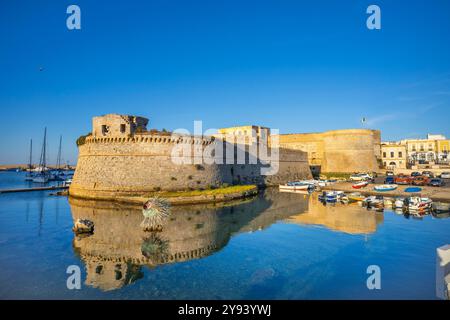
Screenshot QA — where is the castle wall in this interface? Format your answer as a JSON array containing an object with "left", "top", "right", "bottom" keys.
[
  {"left": 70, "top": 133, "right": 313, "bottom": 199},
  {"left": 277, "top": 129, "right": 381, "bottom": 173}
]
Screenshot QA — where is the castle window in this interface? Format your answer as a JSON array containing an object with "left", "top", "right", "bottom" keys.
[
  {"left": 399, "top": 152, "right": 403, "bottom": 158},
  {"left": 383, "top": 152, "right": 386, "bottom": 158},
  {"left": 101, "top": 125, "right": 109, "bottom": 135},
  {"left": 390, "top": 152, "right": 394, "bottom": 158},
  {"left": 120, "top": 124, "right": 126, "bottom": 133}
]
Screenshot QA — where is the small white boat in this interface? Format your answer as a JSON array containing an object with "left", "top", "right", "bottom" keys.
[
  {"left": 279, "top": 182, "right": 313, "bottom": 191},
  {"left": 363, "top": 196, "right": 384, "bottom": 208},
  {"left": 383, "top": 198, "right": 394, "bottom": 207},
  {"left": 374, "top": 184, "right": 398, "bottom": 192},
  {"left": 352, "top": 181, "right": 369, "bottom": 189},
  {"left": 394, "top": 198, "right": 405, "bottom": 209},
  {"left": 63, "top": 179, "right": 72, "bottom": 187}
]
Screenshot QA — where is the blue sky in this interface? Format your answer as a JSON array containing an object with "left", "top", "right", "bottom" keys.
[{"left": 1, "top": 0, "right": 450, "bottom": 164}]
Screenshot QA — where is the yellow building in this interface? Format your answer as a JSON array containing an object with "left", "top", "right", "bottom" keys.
[
  {"left": 216, "top": 125, "right": 270, "bottom": 145},
  {"left": 399, "top": 134, "right": 449, "bottom": 165},
  {"left": 437, "top": 139, "right": 450, "bottom": 163},
  {"left": 381, "top": 142, "right": 407, "bottom": 169}
]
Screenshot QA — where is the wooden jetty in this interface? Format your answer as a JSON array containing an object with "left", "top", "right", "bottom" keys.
[{"left": 0, "top": 186, "right": 69, "bottom": 194}]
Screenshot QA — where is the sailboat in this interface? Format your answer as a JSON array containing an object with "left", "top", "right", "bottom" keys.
[
  {"left": 24, "top": 139, "right": 35, "bottom": 181},
  {"left": 32, "top": 128, "right": 50, "bottom": 183},
  {"left": 50, "top": 135, "right": 65, "bottom": 181}
]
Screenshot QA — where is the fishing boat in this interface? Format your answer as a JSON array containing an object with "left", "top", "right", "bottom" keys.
[
  {"left": 383, "top": 197, "right": 394, "bottom": 207},
  {"left": 405, "top": 197, "right": 432, "bottom": 212},
  {"left": 24, "top": 139, "right": 35, "bottom": 181},
  {"left": 352, "top": 181, "right": 369, "bottom": 189},
  {"left": 394, "top": 198, "right": 405, "bottom": 209},
  {"left": 374, "top": 184, "right": 398, "bottom": 192},
  {"left": 431, "top": 202, "right": 450, "bottom": 214},
  {"left": 279, "top": 181, "right": 314, "bottom": 191},
  {"left": 323, "top": 191, "right": 346, "bottom": 202},
  {"left": 32, "top": 128, "right": 50, "bottom": 183},
  {"left": 347, "top": 192, "right": 365, "bottom": 202},
  {"left": 363, "top": 195, "right": 384, "bottom": 208}
]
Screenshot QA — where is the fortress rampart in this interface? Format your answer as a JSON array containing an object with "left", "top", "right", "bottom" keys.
[
  {"left": 70, "top": 114, "right": 312, "bottom": 199},
  {"left": 277, "top": 129, "right": 381, "bottom": 173}
]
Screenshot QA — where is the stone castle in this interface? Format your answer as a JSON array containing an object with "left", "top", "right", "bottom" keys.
[{"left": 69, "top": 114, "right": 381, "bottom": 199}]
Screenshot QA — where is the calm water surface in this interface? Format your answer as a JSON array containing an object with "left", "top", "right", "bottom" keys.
[{"left": 0, "top": 172, "right": 449, "bottom": 299}]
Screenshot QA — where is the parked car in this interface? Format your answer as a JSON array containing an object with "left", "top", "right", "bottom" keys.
[
  {"left": 412, "top": 176, "right": 430, "bottom": 186},
  {"left": 386, "top": 171, "right": 395, "bottom": 176},
  {"left": 394, "top": 174, "right": 413, "bottom": 185},
  {"left": 350, "top": 173, "right": 373, "bottom": 182},
  {"left": 384, "top": 176, "right": 395, "bottom": 184},
  {"left": 440, "top": 172, "right": 450, "bottom": 179},
  {"left": 429, "top": 178, "right": 445, "bottom": 187},
  {"left": 422, "top": 171, "right": 434, "bottom": 178},
  {"left": 411, "top": 171, "right": 421, "bottom": 177}
]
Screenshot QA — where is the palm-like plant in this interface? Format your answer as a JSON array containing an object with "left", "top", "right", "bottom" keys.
[{"left": 141, "top": 196, "right": 171, "bottom": 231}]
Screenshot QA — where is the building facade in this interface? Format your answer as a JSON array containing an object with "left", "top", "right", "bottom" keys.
[
  {"left": 399, "top": 134, "right": 450, "bottom": 165},
  {"left": 381, "top": 142, "right": 407, "bottom": 169}
]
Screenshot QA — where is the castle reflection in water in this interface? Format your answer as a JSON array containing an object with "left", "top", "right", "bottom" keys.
[{"left": 69, "top": 189, "right": 383, "bottom": 291}]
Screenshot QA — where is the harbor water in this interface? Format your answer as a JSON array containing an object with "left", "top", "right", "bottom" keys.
[{"left": 0, "top": 171, "right": 449, "bottom": 299}]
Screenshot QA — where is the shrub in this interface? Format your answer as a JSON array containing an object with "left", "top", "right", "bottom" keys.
[{"left": 76, "top": 133, "right": 91, "bottom": 146}]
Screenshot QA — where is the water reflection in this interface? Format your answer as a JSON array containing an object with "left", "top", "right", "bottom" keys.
[
  {"left": 286, "top": 195, "right": 384, "bottom": 235},
  {"left": 69, "top": 189, "right": 308, "bottom": 291}
]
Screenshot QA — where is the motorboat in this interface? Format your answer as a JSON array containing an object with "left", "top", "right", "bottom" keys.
[
  {"left": 431, "top": 202, "right": 450, "bottom": 214},
  {"left": 347, "top": 192, "right": 365, "bottom": 202},
  {"left": 363, "top": 195, "right": 384, "bottom": 208},
  {"left": 279, "top": 182, "right": 314, "bottom": 191},
  {"left": 394, "top": 198, "right": 405, "bottom": 209},
  {"left": 405, "top": 197, "right": 432, "bottom": 212},
  {"left": 352, "top": 181, "right": 369, "bottom": 189},
  {"left": 383, "top": 197, "right": 394, "bottom": 207},
  {"left": 374, "top": 184, "right": 398, "bottom": 192},
  {"left": 63, "top": 179, "right": 73, "bottom": 187},
  {"left": 322, "top": 191, "right": 346, "bottom": 202}
]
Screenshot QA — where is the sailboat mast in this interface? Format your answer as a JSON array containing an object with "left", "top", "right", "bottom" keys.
[
  {"left": 29, "top": 139, "right": 33, "bottom": 170},
  {"left": 42, "top": 127, "right": 47, "bottom": 171},
  {"left": 56, "top": 135, "right": 62, "bottom": 171}
]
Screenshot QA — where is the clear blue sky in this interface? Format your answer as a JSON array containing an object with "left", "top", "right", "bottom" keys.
[{"left": 1, "top": 0, "right": 450, "bottom": 164}]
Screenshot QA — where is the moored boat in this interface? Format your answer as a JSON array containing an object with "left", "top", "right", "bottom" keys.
[
  {"left": 405, "top": 196, "right": 432, "bottom": 212},
  {"left": 363, "top": 195, "right": 384, "bottom": 208},
  {"left": 347, "top": 192, "right": 365, "bottom": 202},
  {"left": 352, "top": 181, "right": 369, "bottom": 189},
  {"left": 374, "top": 184, "right": 398, "bottom": 192},
  {"left": 431, "top": 202, "right": 450, "bottom": 214},
  {"left": 394, "top": 198, "right": 405, "bottom": 209},
  {"left": 279, "top": 182, "right": 314, "bottom": 191}
]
